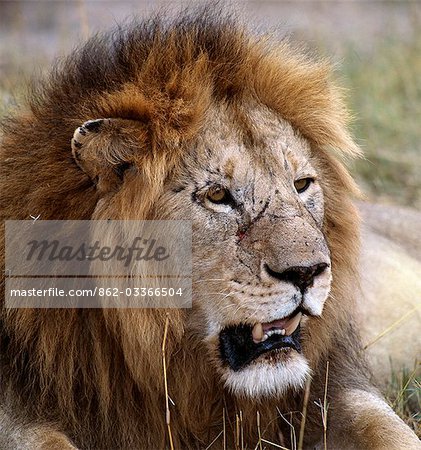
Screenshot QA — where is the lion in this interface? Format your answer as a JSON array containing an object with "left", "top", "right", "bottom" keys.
[
  {"left": 358, "top": 203, "right": 421, "bottom": 388},
  {"left": 0, "top": 9, "right": 420, "bottom": 450}
]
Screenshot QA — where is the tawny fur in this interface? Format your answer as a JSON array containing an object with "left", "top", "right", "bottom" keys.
[
  {"left": 0, "top": 9, "right": 419, "bottom": 450},
  {"left": 358, "top": 203, "right": 421, "bottom": 387}
]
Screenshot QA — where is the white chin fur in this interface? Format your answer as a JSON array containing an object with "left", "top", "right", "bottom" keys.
[{"left": 222, "top": 353, "right": 310, "bottom": 398}]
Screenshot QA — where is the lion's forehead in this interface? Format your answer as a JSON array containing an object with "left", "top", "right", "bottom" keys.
[{"left": 188, "top": 103, "right": 314, "bottom": 189}]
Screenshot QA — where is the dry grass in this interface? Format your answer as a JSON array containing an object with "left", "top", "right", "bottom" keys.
[
  {"left": 386, "top": 363, "right": 421, "bottom": 439},
  {"left": 297, "top": 377, "right": 311, "bottom": 450},
  {"left": 162, "top": 313, "right": 175, "bottom": 450},
  {"left": 201, "top": 360, "right": 419, "bottom": 448}
]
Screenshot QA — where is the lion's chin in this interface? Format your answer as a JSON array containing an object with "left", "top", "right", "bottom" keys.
[{"left": 221, "top": 352, "right": 310, "bottom": 398}]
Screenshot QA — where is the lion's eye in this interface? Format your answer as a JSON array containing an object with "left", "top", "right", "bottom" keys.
[
  {"left": 206, "top": 185, "right": 232, "bottom": 204},
  {"left": 294, "top": 178, "right": 313, "bottom": 194}
]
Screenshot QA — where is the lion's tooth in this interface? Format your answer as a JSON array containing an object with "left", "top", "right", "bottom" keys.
[
  {"left": 267, "top": 329, "right": 285, "bottom": 337},
  {"left": 252, "top": 323, "right": 263, "bottom": 343},
  {"left": 261, "top": 333, "right": 268, "bottom": 342},
  {"left": 280, "top": 329, "right": 286, "bottom": 336},
  {"left": 284, "top": 312, "right": 302, "bottom": 336}
]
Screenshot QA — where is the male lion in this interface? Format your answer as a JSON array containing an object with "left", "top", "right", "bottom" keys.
[{"left": 0, "top": 10, "right": 420, "bottom": 450}]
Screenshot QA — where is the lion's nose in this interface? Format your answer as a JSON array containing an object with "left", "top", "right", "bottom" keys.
[{"left": 264, "top": 262, "right": 328, "bottom": 293}]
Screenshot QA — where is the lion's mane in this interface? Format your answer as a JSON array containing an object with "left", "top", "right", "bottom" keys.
[{"left": 0, "top": 9, "right": 367, "bottom": 449}]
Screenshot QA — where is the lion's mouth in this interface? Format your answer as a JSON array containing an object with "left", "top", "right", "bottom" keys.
[{"left": 219, "top": 308, "right": 302, "bottom": 371}]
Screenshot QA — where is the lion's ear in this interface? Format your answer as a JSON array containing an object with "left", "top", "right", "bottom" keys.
[{"left": 71, "top": 118, "right": 138, "bottom": 194}]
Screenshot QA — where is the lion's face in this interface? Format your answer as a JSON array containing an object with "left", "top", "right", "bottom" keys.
[{"left": 156, "top": 104, "right": 332, "bottom": 397}]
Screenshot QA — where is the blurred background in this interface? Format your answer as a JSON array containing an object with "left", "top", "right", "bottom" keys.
[{"left": 0, "top": 0, "right": 420, "bottom": 208}]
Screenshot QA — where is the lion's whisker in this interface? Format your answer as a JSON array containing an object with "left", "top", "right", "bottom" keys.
[{"left": 193, "top": 279, "right": 227, "bottom": 284}]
